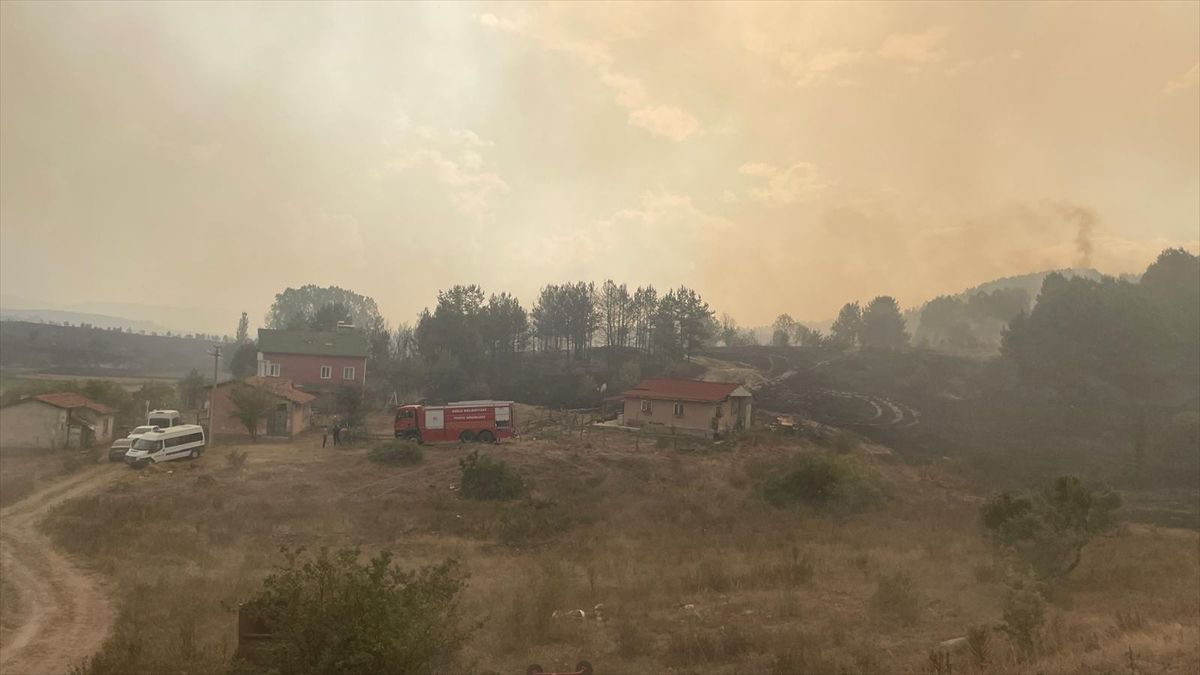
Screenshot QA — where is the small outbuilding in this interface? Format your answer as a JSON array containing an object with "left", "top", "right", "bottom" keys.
[
  {"left": 618, "top": 378, "right": 753, "bottom": 438},
  {"left": 0, "top": 392, "right": 116, "bottom": 450},
  {"left": 209, "top": 376, "right": 315, "bottom": 440}
]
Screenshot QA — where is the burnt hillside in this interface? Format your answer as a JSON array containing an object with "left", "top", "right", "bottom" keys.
[{"left": 0, "top": 320, "right": 217, "bottom": 377}]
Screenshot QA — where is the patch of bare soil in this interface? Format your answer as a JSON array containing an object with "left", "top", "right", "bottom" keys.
[{"left": 0, "top": 466, "right": 119, "bottom": 675}]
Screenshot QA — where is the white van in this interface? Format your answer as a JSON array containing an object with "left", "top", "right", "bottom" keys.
[
  {"left": 125, "top": 424, "right": 206, "bottom": 468},
  {"left": 148, "top": 409, "right": 183, "bottom": 429}
]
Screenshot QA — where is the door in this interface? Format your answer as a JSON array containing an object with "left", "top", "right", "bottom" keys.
[
  {"left": 268, "top": 404, "right": 288, "bottom": 436},
  {"left": 425, "top": 409, "right": 444, "bottom": 430}
]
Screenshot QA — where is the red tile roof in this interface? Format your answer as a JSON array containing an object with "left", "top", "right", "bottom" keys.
[
  {"left": 215, "top": 377, "right": 316, "bottom": 404},
  {"left": 619, "top": 378, "right": 747, "bottom": 403},
  {"left": 30, "top": 392, "right": 116, "bottom": 414}
]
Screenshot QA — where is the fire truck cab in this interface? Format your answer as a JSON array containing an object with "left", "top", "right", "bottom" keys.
[{"left": 394, "top": 400, "right": 516, "bottom": 444}]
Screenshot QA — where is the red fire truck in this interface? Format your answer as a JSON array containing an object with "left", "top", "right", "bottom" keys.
[{"left": 393, "top": 400, "right": 516, "bottom": 444}]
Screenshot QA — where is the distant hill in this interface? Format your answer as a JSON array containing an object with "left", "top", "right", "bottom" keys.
[
  {"left": 0, "top": 294, "right": 234, "bottom": 336},
  {"left": 906, "top": 268, "right": 1124, "bottom": 355},
  {"left": 0, "top": 320, "right": 227, "bottom": 378},
  {"left": 0, "top": 308, "right": 167, "bottom": 334}
]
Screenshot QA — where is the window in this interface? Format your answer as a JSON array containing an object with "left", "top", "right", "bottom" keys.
[
  {"left": 640, "top": 400, "right": 652, "bottom": 413},
  {"left": 320, "top": 365, "right": 332, "bottom": 379},
  {"left": 343, "top": 366, "right": 355, "bottom": 380},
  {"left": 673, "top": 402, "right": 684, "bottom": 416},
  {"left": 269, "top": 363, "right": 280, "bottom": 377}
]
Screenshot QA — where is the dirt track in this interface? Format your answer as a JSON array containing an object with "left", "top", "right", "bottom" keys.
[{"left": 0, "top": 466, "right": 118, "bottom": 675}]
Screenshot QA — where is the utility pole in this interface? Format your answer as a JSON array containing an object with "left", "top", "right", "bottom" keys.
[{"left": 208, "top": 345, "right": 221, "bottom": 435}]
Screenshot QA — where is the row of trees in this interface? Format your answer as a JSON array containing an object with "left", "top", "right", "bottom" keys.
[
  {"left": 914, "top": 287, "right": 1031, "bottom": 352},
  {"left": 242, "top": 281, "right": 720, "bottom": 404},
  {"left": 768, "top": 296, "right": 910, "bottom": 351},
  {"left": 1002, "top": 248, "right": 1199, "bottom": 402}
]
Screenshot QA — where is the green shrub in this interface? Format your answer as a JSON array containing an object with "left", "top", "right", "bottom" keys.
[
  {"left": 238, "top": 547, "right": 467, "bottom": 675},
  {"left": 367, "top": 441, "right": 424, "bottom": 466},
  {"left": 760, "top": 454, "right": 884, "bottom": 514},
  {"left": 999, "top": 574, "right": 1045, "bottom": 656},
  {"left": 459, "top": 450, "right": 525, "bottom": 501},
  {"left": 981, "top": 475, "right": 1121, "bottom": 580}
]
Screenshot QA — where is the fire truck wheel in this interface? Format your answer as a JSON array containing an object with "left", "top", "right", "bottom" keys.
[
  {"left": 525, "top": 666, "right": 544, "bottom": 675},
  {"left": 478, "top": 430, "right": 495, "bottom": 444},
  {"left": 459, "top": 430, "right": 476, "bottom": 443}
]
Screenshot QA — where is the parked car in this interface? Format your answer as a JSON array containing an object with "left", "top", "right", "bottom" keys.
[
  {"left": 127, "top": 425, "right": 160, "bottom": 438},
  {"left": 125, "top": 424, "right": 206, "bottom": 468},
  {"left": 108, "top": 438, "right": 133, "bottom": 462}
]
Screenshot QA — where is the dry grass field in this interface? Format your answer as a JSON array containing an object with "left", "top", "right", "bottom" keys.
[{"left": 8, "top": 408, "right": 1198, "bottom": 674}]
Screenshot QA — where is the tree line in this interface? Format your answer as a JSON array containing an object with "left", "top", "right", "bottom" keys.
[
  {"left": 234, "top": 281, "right": 721, "bottom": 404},
  {"left": 768, "top": 295, "right": 910, "bottom": 351}
]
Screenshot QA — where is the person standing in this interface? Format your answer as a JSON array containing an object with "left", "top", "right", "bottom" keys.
[
  {"left": 332, "top": 420, "right": 341, "bottom": 447},
  {"left": 322, "top": 423, "right": 329, "bottom": 448}
]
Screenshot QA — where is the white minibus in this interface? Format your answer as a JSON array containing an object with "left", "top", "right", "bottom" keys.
[{"left": 125, "top": 424, "right": 206, "bottom": 468}]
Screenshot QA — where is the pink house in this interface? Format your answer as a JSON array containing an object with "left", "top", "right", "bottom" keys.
[{"left": 256, "top": 327, "right": 368, "bottom": 398}]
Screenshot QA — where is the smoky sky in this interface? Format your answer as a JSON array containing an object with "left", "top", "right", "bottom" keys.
[{"left": 1, "top": 1, "right": 1197, "bottom": 333}]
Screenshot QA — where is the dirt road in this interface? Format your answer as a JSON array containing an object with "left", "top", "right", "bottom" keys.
[{"left": 0, "top": 466, "right": 119, "bottom": 675}]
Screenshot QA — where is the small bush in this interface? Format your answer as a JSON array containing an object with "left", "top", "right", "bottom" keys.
[
  {"left": 459, "top": 450, "right": 525, "bottom": 501},
  {"left": 999, "top": 574, "right": 1045, "bottom": 655},
  {"left": 966, "top": 625, "right": 991, "bottom": 668},
  {"left": 980, "top": 475, "right": 1121, "bottom": 580},
  {"left": 226, "top": 448, "right": 248, "bottom": 470},
  {"left": 760, "top": 454, "right": 884, "bottom": 514},
  {"left": 870, "top": 571, "right": 920, "bottom": 623},
  {"left": 367, "top": 441, "right": 424, "bottom": 466},
  {"left": 238, "top": 547, "right": 467, "bottom": 674}
]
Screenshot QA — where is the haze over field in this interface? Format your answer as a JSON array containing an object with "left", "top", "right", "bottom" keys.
[{"left": 1, "top": 1, "right": 1198, "bottom": 332}]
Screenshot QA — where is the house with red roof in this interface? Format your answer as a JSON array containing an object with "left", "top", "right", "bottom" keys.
[
  {"left": 208, "top": 376, "right": 316, "bottom": 440},
  {"left": 0, "top": 392, "right": 116, "bottom": 449},
  {"left": 618, "top": 378, "right": 753, "bottom": 438}
]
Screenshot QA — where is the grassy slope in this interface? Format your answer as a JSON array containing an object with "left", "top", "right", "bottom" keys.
[{"left": 29, "top": 412, "right": 1200, "bottom": 675}]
